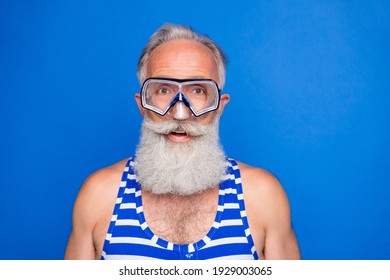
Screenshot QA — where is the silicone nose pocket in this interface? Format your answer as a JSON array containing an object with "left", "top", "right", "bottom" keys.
[{"left": 172, "top": 101, "right": 191, "bottom": 120}]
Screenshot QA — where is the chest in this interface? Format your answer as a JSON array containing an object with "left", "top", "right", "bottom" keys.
[{"left": 142, "top": 189, "right": 219, "bottom": 244}]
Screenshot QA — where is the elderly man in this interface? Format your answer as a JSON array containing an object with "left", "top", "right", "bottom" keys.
[{"left": 65, "top": 23, "right": 300, "bottom": 260}]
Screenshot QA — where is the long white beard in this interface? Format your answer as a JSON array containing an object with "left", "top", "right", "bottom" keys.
[{"left": 134, "top": 114, "right": 227, "bottom": 196}]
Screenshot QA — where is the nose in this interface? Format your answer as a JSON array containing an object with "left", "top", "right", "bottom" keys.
[{"left": 170, "top": 101, "right": 191, "bottom": 120}]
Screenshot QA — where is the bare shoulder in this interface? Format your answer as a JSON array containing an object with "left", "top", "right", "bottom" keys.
[
  {"left": 236, "top": 161, "right": 300, "bottom": 259},
  {"left": 80, "top": 158, "right": 128, "bottom": 197},
  {"left": 237, "top": 161, "right": 281, "bottom": 190},
  {"left": 64, "top": 158, "right": 128, "bottom": 259},
  {"left": 238, "top": 162, "right": 290, "bottom": 223},
  {"left": 73, "top": 158, "right": 129, "bottom": 223}
]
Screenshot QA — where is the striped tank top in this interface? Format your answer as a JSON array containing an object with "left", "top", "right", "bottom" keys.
[{"left": 101, "top": 157, "right": 259, "bottom": 260}]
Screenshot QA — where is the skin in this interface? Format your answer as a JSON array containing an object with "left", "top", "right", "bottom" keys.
[{"left": 64, "top": 39, "right": 300, "bottom": 260}]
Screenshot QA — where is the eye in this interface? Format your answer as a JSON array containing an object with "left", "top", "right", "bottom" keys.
[
  {"left": 191, "top": 86, "right": 207, "bottom": 95},
  {"left": 158, "top": 88, "right": 167, "bottom": 94},
  {"left": 156, "top": 86, "right": 172, "bottom": 95}
]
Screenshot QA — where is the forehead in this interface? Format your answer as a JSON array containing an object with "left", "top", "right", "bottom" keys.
[{"left": 146, "top": 39, "right": 219, "bottom": 82}]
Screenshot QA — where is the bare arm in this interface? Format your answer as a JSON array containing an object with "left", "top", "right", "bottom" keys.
[
  {"left": 262, "top": 176, "right": 300, "bottom": 259},
  {"left": 240, "top": 163, "right": 301, "bottom": 260},
  {"left": 64, "top": 176, "right": 99, "bottom": 260},
  {"left": 64, "top": 161, "right": 125, "bottom": 260}
]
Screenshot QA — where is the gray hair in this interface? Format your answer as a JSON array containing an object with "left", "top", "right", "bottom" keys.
[{"left": 137, "top": 23, "right": 227, "bottom": 89}]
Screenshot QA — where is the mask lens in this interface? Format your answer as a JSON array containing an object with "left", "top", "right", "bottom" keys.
[
  {"left": 143, "top": 80, "right": 180, "bottom": 113},
  {"left": 182, "top": 81, "right": 219, "bottom": 113}
]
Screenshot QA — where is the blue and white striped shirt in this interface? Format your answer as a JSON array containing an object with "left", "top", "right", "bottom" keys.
[{"left": 101, "top": 157, "right": 259, "bottom": 260}]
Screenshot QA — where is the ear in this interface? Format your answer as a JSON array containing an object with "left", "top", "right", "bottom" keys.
[
  {"left": 134, "top": 93, "right": 145, "bottom": 115},
  {"left": 218, "top": 93, "right": 230, "bottom": 115}
]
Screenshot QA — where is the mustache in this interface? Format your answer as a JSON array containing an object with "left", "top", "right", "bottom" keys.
[{"left": 142, "top": 117, "right": 209, "bottom": 137}]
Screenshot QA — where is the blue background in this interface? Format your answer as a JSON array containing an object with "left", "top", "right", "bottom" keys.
[{"left": 1, "top": 0, "right": 389, "bottom": 260}]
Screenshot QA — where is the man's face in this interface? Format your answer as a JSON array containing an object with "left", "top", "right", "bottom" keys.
[
  {"left": 134, "top": 39, "right": 230, "bottom": 195},
  {"left": 135, "top": 39, "right": 230, "bottom": 142}
]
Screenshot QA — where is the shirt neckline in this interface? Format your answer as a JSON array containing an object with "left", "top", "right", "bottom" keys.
[{"left": 134, "top": 180, "right": 227, "bottom": 253}]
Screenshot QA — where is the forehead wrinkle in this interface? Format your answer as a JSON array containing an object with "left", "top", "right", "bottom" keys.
[
  {"left": 146, "top": 40, "right": 219, "bottom": 83},
  {"left": 151, "top": 71, "right": 211, "bottom": 80}
]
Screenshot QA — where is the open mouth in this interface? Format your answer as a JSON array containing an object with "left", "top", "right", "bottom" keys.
[
  {"left": 167, "top": 129, "right": 192, "bottom": 142},
  {"left": 170, "top": 130, "right": 188, "bottom": 136}
]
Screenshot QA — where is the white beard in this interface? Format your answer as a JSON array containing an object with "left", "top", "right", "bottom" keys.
[{"left": 133, "top": 114, "right": 227, "bottom": 196}]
